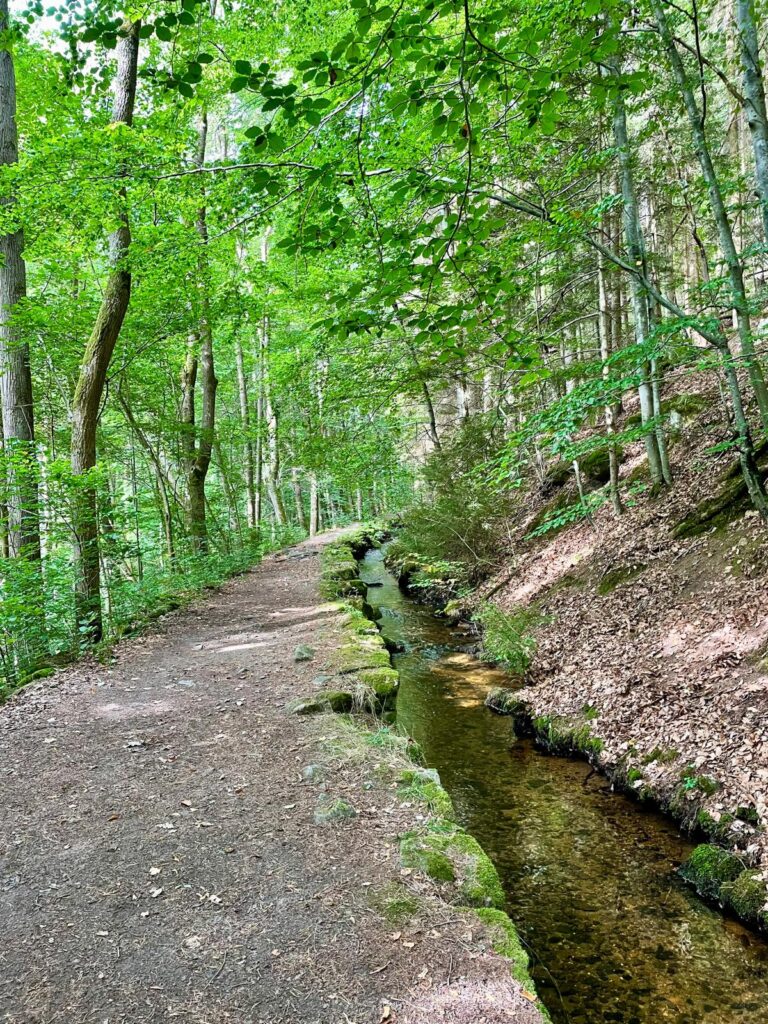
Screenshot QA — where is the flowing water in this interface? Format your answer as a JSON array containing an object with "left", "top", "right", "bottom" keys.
[{"left": 360, "top": 547, "right": 768, "bottom": 1024}]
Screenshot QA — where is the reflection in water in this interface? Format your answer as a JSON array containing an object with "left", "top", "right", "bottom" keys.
[{"left": 361, "top": 547, "right": 768, "bottom": 1024}]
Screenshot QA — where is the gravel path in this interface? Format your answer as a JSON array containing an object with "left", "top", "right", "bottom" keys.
[{"left": 0, "top": 532, "right": 542, "bottom": 1024}]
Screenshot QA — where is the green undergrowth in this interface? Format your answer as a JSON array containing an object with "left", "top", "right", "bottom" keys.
[
  {"left": 473, "top": 602, "right": 549, "bottom": 678},
  {"left": 1, "top": 528, "right": 304, "bottom": 704},
  {"left": 487, "top": 691, "right": 604, "bottom": 759}
]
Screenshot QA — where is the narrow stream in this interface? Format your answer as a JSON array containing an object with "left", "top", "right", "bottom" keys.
[{"left": 360, "top": 547, "right": 768, "bottom": 1024}]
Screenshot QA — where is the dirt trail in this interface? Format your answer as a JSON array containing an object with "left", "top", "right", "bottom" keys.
[{"left": 0, "top": 532, "right": 539, "bottom": 1024}]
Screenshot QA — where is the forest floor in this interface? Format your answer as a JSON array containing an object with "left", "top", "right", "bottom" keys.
[
  {"left": 0, "top": 530, "right": 540, "bottom": 1024},
  {"left": 475, "top": 369, "right": 768, "bottom": 897}
]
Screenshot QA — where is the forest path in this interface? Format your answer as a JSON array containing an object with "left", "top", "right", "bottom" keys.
[{"left": 0, "top": 532, "right": 539, "bottom": 1024}]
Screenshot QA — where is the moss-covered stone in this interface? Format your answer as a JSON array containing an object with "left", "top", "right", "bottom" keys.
[
  {"left": 400, "top": 829, "right": 505, "bottom": 908},
  {"left": 597, "top": 562, "right": 647, "bottom": 595},
  {"left": 472, "top": 907, "right": 533, "bottom": 987},
  {"left": 358, "top": 666, "right": 400, "bottom": 701},
  {"left": 400, "top": 833, "right": 457, "bottom": 881},
  {"left": 338, "top": 642, "right": 392, "bottom": 673},
  {"left": 485, "top": 687, "right": 525, "bottom": 715},
  {"left": 293, "top": 644, "right": 315, "bottom": 662},
  {"left": 398, "top": 769, "right": 456, "bottom": 820},
  {"left": 722, "top": 871, "right": 768, "bottom": 924},
  {"left": 679, "top": 843, "right": 744, "bottom": 901},
  {"left": 314, "top": 798, "right": 357, "bottom": 824},
  {"left": 672, "top": 473, "right": 751, "bottom": 538}
]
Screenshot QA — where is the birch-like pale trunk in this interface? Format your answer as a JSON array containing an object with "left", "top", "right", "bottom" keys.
[
  {"left": 653, "top": 0, "right": 768, "bottom": 428},
  {"left": 735, "top": 0, "right": 768, "bottom": 243},
  {"left": 611, "top": 73, "right": 669, "bottom": 487},
  {"left": 235, "top": 333, "right": 257, "bottom": 530}
]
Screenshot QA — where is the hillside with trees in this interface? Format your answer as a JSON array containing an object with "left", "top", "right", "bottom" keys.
[{"left": 3, "top": 0, "right": 768, "bottom": 1019}]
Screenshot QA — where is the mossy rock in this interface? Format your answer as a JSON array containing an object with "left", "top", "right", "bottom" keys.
[
  {"left": 401, "top": 834, "right": 456, "bottom": 882},
  {"left": 314, "top": 798, "right": 357, "bottom": 824},
  {"left": 672, "top": 472, "right": 752, "bottom": 538},
  {"left": 398, "top": 769, "right": 456, "bottom": 820},
  {"left": 358, "top": 666, "right": 399, "bottom": 702},
  {"left": 597, "top": 561, "right": 647, "bottom": 595},
  {"left": 288, "top": 690, "right": 354, "bottom": 715},
  {"left": 722, "top": 871, "right": 768, "bottom": 924},
  {"left": 471, "top": 907, "right": 534, "bottom": 987},
  {"left": 542, "top": 448, "right": 620, "bottom": 495},
  {"left": 400, "top": 829, "right": 505, "bottom": 908},
  {"left": 679, "top": 843, "right": 744, "bottom": 901},
  {"left": 338, "top": 644, "right": 392, "bottom": 673},
  {"left": 293, "top": 644, "right": 315, "bottom": 663},
  {"left": 485, "top": 687, "right": 525, "bottom": 716}
]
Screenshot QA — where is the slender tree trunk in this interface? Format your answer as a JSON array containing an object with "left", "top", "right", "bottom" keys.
[
  {"left": 235, "top": 334, "right": 257, "bottom": 530},
  {"left": 253, "top": 344, "right": 263, "bottom": 529},
  {"left": 70, "top": 20, "right": 140, "bottom": 642},
  {"left": 309, "top": 473, "right": 319, "bottom": 536},
  {"left": 736, "top": 0, "right": 768, "bottom": 243},
  {"left": 290, "top": 468, "right": 306, "bottom": 531},
  {"left": 597, "top": 231, "right": 623, "bottom": 515},
  {"left": 186, "top": 111, "right": 218, "bottom": 553},
  {"left": 118, "top": 393, "right": 176, "bottom": 566},
  {"left": 611, "top": 70, "right": 668, "bottom": 486},
  {"left": 261, "top": 320, "right": 285, "bottom": 526},
  {"left": 0, "top": 0, "right": 39, "bottom": 562},
  {"left": 653, "top": 0, "right": 768, "bottom": 427}
]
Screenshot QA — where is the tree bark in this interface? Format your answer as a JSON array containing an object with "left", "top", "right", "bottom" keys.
[
  {"left": 181, "top": 110, "right": 218, "bottom": 554},
  {"left": 291, "top": 468, "right": 306, "bottom": 531},
  {"left": 309, "top": 473, "right": 319, "bottom": 536},
  {"left": 235, "top": 333, "right": 257, "bottom": 530},
  {"left": 735, "top": 0, "right": 768, "bottom": 243},
  {"left": 653, "top": 0, "right": 768, "bottom": 427},
  {"left": 611, "top": 70, "right": 669, "bottom": 487},
  {"left": 70, "top": 20, "right": 140, "bottom": 641},
  {"left": 0, "top": 0, "right": 39, "bottom": 562}
]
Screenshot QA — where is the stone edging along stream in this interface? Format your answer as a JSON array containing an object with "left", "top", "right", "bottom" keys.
[
  {"left": 303, "top": 527, "right": 551, "bottom": 1019},
  {"left": 382, "top": 545, "right": 768, "bottom": 937}
]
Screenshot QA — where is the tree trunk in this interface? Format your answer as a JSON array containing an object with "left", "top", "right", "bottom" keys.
[
  {"left": 235, "top": 334, "right": 257, "bottom": 530},
  {"left": 611, "top": 71, "right": 668, "bottom": 487},
  {"left": 261, "top": 317, "right": 286, "bottom": 525},
  {"left": 597, "top": 229, "right": 623, "bottom": 516},
  {"left": 653, "top": 0, "right": 768, "bottom": 427},
  {"left": 309, "top": 473, "right": 319, "bottom": 536},
  {"left": 181, "top": 110, "right": 218, "bottom": 554},
  {"left": 118, "top": 393, "right": 176, "bottom": 566},
  {"left": 291, "top": 468, "right": 306, "bottom": 531},
  {"left": 0, "top": 0, "right": 39, "bottom": 562},
  {"left": 736, "top": 0, "right": 768, "bottom": 243},
  {"left": 70, "top": 20, "right": 140, "bottom": 642}
]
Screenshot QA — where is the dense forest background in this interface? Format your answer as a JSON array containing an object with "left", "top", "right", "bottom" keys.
[{"left": 2, "top": 0, "right": 768, "bottom": 692}]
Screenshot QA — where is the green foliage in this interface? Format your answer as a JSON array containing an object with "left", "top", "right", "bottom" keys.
[
  {"left": 473, "top": 602, "right": 547, "bottom": 677},
  {"left": 395, "top": 419, "right": 514, "bottom": 585},
  {"left": 526, "top": 488, "right": 609, "bottom": 540}
]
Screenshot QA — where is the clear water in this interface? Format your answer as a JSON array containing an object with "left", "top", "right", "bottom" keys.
[{"left": 360, "top": 547, "right": 768, "bottom": 1024}]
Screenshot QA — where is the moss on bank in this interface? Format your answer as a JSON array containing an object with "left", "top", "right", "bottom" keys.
[{"left": 678, "top": 844, "right": 768, "bottom": 928}]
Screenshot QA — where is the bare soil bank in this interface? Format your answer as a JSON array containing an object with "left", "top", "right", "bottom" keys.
[{"left": 474, "top": 375, "right": 768, "bottom": 919}]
